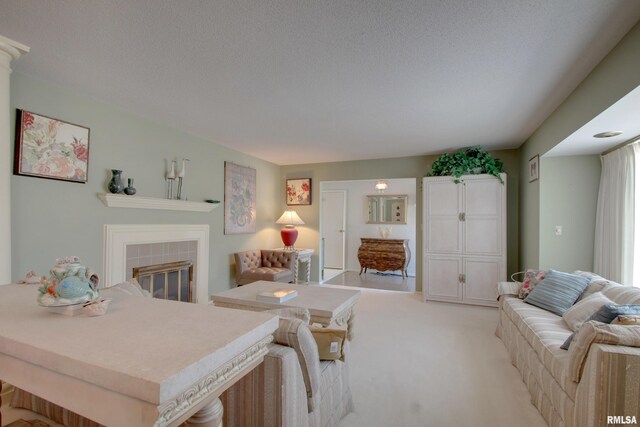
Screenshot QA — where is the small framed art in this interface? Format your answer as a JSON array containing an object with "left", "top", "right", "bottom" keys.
[
  {"left": 529, "top": 155, "right": 539, "bottom": 183},
  {"left": 286, "top": 178, "right": 312, "bottom": 206},
  {"left": 14, "top": 109, "right": 90, "bottom": 183}
]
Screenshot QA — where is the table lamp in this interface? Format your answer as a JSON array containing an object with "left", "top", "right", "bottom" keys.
[{"left": 276, "top": 210, "right": 305, "bottom": 250}]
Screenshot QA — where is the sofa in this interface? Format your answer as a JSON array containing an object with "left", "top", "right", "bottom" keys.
[
  {"left": 234, "top": 249, "right": 298, "bottom": 285},
  {"left": 221, "top": 307, "right": 354, "bottom": 427},
  {"left": 496, "top": 271, "right": 640, "bottom": 427}
]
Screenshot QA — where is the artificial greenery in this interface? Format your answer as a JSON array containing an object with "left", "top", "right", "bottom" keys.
[{"left": 427, "top": 146, "right": 504, "bottom": 183}]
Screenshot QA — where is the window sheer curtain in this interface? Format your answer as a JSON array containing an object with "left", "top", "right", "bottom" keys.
[{"left": 594, "top": 143, "right": 640, "bottom": 286}]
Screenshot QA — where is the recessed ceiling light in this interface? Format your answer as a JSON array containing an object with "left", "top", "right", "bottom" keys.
[{"left": 593, "top": 131, "right": 623, "bottom": 138}]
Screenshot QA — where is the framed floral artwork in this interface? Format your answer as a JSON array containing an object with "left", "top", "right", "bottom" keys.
[
  {"left": 286, "top": 178, "right": 312, "bottom": 205},
  {"left": 14, "top": 110, "right": 90, "bottom": 183},
  {"left": 224, "top": 162, "right": 256, "bottom": 234}
]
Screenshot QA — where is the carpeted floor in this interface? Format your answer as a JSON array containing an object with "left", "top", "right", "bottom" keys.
[{"left": 337, "top": 288, "right": 547, "bottom": 427}]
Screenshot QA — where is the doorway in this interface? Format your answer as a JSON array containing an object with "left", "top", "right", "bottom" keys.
[{"left": 321, "top": 190, "right": 346, "bottom": 280}]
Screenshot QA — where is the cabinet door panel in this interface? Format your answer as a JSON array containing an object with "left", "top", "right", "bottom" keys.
[
  {"left": 424, "top": 178, "right": 462, "bottom": 254},
  {"left": 425, "top": 180, "right": 460, "bottom": 216},
  {"left": 426, "top": 218, "right": 461, "bottom": 253},
  {"left": 464, "top": 179, "right": 501, "bottom": 216},
  {"left": 424, "top": 256, "right": 462, "bottom": 302},
  {"left": 464, "top": 218, "right": 501, "bottom": 255},
  {"left": 463, "top": 257, "right": 503, "bottom": 306}
]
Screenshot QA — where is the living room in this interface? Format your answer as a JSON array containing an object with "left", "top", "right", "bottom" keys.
[{"left": 1, "top": 2, "right": 640, "bottom": 427}]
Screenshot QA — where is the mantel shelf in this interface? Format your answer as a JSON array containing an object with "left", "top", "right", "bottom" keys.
[{"left": 98, "top": 193, "right": 219, "bottom": 212}]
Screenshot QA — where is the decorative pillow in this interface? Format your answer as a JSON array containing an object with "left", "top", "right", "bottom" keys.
[
  {"left": 614, "top": 315, "right": 640, "bottom": 325},
  {"left": 561, "top": 304, "right": 640, "bottom": 350},
  {"left": 524, "top": 270, "right": 590, "bottom": 316},
  {"left": 567, "top": 321, "right": 640, "bottom": 382},
  {"left": 518, "top": 269, "right": 546, "bottom": 299},
  {"left": 562, "top": 292, "right": 615, "bottom": 331},
  {"left": 309, "top": 326, "right": 347, "bottom": 361},
  {"left": 576, "top": 279, "right": 613, "bottom": 302}
]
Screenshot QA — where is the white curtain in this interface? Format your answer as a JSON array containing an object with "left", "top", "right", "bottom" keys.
[{"left": 594, "top": 143, "right": 639, "bottom": 285}]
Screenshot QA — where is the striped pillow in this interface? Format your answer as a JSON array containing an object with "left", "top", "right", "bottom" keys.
[{"left": 524, "top": 269, "right": 590, "bottom": 316}]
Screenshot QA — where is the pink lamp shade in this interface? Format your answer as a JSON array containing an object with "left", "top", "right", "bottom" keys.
[{"left": 276, "top": 210, "right": 305, "bottom": 249}]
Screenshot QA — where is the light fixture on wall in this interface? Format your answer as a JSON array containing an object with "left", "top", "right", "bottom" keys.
[
  {"left": 276, "top": 210, "right": 305, "bottom": 250},
  {"left": 375, "top": 180, "right": 388, "bottom": 193}
]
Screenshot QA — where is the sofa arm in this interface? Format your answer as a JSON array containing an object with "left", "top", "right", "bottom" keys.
[
  {"left": 574, "top": 343, "right": 640, "bottom": 427},
  {"left": 273, "top": 317, "right": 321, "bottom": 412},
  {"left": 496, "top": 281, "right": 521, "bottom": 300},
  {"left": 221, "top": 343, "right": 310, "bottom": 427}
]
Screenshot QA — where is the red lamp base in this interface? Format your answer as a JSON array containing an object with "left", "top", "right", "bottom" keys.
[{"left": 281, "top": 226, "right": 298, "bottom": 249}]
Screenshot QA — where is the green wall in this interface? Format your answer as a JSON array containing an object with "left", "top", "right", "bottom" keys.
[
  {"left": 281, "top": 148, "right": 521, "bottom": 291},
  {"left": 520, "top": 21, "right": 640, "bottom": 270},
  {"left": 10, "top": 73, "right": 282, "bottom": 294},
  {"left": 539, "top": 155, "right": 601, "bottom": 271}
]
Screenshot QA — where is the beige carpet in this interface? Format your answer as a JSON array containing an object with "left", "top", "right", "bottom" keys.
[{"left": 336, "top": 288, "right": 547, "bottom": 427}]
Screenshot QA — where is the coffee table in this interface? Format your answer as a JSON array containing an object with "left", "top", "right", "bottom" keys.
[{"left": 212, "top": 281, "right": 360, "bottom": 340}]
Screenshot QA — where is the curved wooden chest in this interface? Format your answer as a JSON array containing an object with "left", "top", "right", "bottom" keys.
[{"left": 357, "top": 238, "right": 410, "bottom": 278}]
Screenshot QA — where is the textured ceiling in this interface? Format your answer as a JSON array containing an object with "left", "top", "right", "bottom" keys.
[{"left": 1, "top": 1, "right": 639, "bottom": 165}]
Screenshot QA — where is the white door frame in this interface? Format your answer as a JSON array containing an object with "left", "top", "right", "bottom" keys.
[{"left": 319, "top": 189, "right": 347, "bottom": 278}]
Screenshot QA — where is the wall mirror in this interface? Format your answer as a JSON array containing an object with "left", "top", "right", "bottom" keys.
[{"left": 366, "top": 195, "right": 408, "bottom": 224}]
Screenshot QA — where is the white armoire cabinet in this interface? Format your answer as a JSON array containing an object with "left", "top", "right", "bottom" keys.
[{"left": 422, "top": 174, "right": 506, "bottom": 307}]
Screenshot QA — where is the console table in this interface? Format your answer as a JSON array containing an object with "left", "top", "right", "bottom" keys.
[
  {"left": 357, "top": 238, "right": 411, "bottom": 278},
  {"left": 0, "top": 284, "right": 278, "bottom": 426}
]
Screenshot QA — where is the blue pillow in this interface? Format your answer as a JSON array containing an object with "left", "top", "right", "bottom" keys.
[
  {"left": 561, "top": 304, "right": 640, "bottom": 350},
  {"left": 524, "top": 270, "right": 590, "bottom": 316}
]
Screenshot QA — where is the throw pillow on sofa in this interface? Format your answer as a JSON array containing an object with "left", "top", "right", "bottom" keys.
[
  {"left": 562, "top": 292, "right": 615, "bottom": 331},
  {"left": 524, "top": 269, "right": 590, "bottom": 316},
  {"left": 561, "top": 304, "right": 640, "bottom": 350},
  {"left": 518, "top": 269, "right": 546, "bottom": 299}
]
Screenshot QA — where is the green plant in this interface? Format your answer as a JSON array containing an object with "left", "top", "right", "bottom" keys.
[{"left": 427, "top": 146, "right": 504, "bottom": 183}]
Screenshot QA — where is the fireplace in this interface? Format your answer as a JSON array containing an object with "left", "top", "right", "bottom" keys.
[
  {"left": 133, "top": 261, "right": 194, "bottom": 302},
  {"left": 103, "top": 224, "right": 209, "bottom": 304}
]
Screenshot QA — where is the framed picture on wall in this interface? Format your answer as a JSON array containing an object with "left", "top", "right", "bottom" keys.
[
  {"left": 14, "top": 110, "right": 90, "bottom": 183},
  {"left": 224, "top": 162, "right": 256, "bottom": 234},
  {"left": 286, "top": 178, "right": 312, "bottom": 205},
  {"left": 528, "top": 155, "right": 539, "bottom": 183}
]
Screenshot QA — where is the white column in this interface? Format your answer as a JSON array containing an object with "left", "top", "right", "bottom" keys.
[{"left": 0, "top": 35, "right": 29, "bottom": 284}]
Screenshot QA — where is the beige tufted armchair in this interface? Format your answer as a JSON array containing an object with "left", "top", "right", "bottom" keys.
[{"left": 234, "top": 249, "right": 298, "bottom": 285}]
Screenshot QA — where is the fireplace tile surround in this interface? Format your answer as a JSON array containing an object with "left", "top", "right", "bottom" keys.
[{"left": 103, "top": 224, "right": 209, "bottom": 304}]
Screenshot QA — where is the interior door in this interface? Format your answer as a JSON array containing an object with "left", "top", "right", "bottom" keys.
[{"left": 321, "top": 190, "right": 346, "bottom": 269}]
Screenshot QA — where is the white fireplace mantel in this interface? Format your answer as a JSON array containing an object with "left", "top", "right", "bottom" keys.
[
  {"left": 98, "top": 193, "right": 219, "bottom": 212},
  {"left": 103, "top": 224, "right": 209, "bottom": 304}
]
